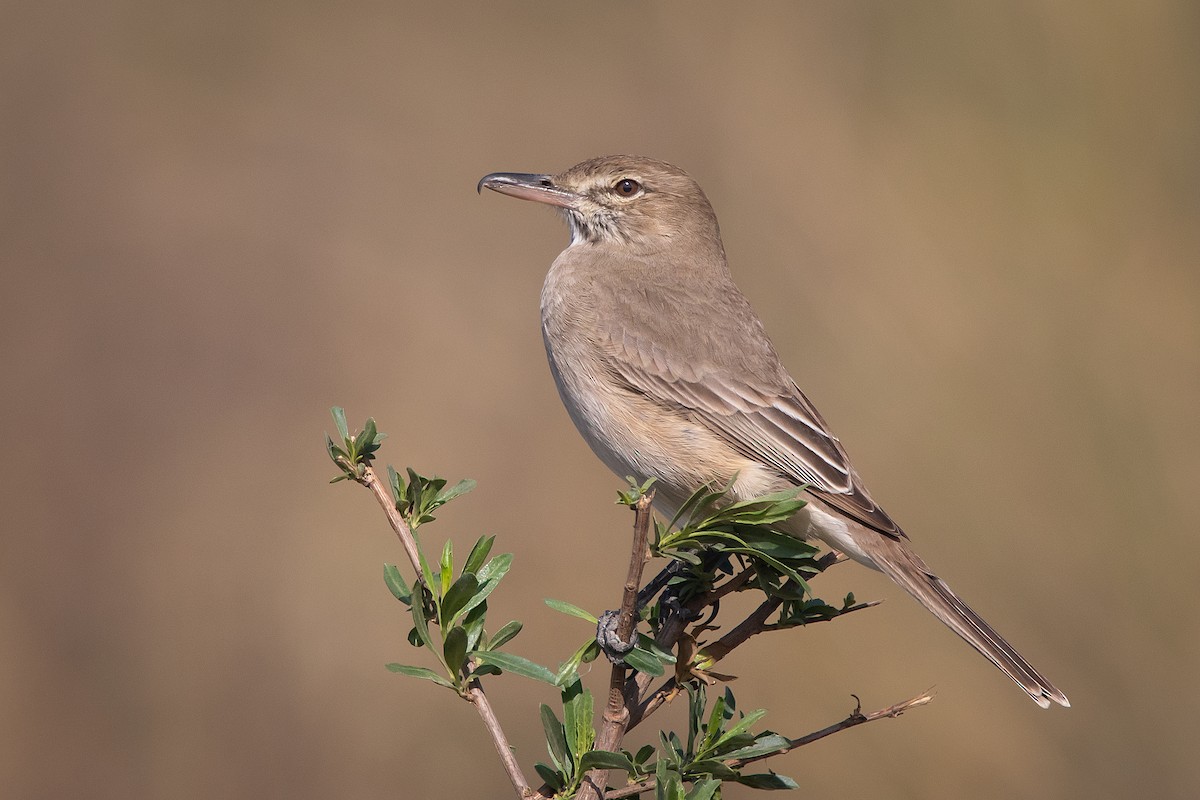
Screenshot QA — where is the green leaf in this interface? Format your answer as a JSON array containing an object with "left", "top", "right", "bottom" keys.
[
  {"left": 356, "top": 417, "right": 377, "bottom": 457},
  {"left": 686, "top": 683, "right": 706, "bottom": 758},
  {"left": 540, "top": 704, "right": 571, "bottom": 776},
  {"left": 720, "top": 733, "right": 791, "bottom": 761},
  {"left": 383, "top": 563, "right": 411, "bottom": 603},
  {"left": 454, "top": 574, "right": 504, "bottom": 624},
  {"left": 736, "top": 528, "right": 818, "bottom": 560},
  {"left": 534, "top": 763, "right": 564, "bottom": 792},
  {"left": 331, "top": 406, "right": 349, "bottom": 441},
  {"left": 684, "top": 777, "right": 722, "bottom": 800},
  {"left": 470, "top": 662, "right": 502, "bottom": 679},
  {"left": 405, "top": 467, "right": 424, "bottom": 520},
  {"left": 561, "top": 679, "right": 594, "bottom": 763},
  {"left": 700, "top": 690, "right": 727, "bottom": 754},
  {"left": 712, "top": 709, "right": 767, "bottom": 753},
  {"left": 442, "top": 626, "right": 468, "bottom": 676},
  {"left": 554, "top": 639, "right": 602, "bottom": 686},
  {"left": 487, "top": 620, "right": 523, "bottom": 650},
  {"left": 656, "top": 759, "right": 684, "bottom": 800},
  {"left": 639, "top": 634, "right": 677, "bottom": 663},
  {"left": 578, "top": 749, "right": 635, "bottom": 774},
  {"left": 472, "top": 651, "right": 559, "bottom": 685},
  {"left": 724, "top": 547, "right": 808, "bottom": 589},
  {"left": 386, "top": 464, "right": 403, "bottom": 505},
  {"left": 325, "top": 434, "right": 345, "bottom": 465},
  {"left": 659, "top": 730, "right": 683, "bottom": 763},
  {"left": 439, "top": 539, "right": 454, "bottom": 597},
  {"left": 462, "top": 601, "right": 488, "bottom": 651},
  {"left": 736, "top": 772, "right": 800, "bottom": 790},
  {"left": 544, "top": 598, "right": 599, "bottom": 623},
  {"left": 436, "top": 478, "right": 476, "bottom": 506},
  {"left": 384, "top": 663, "right": 454, "bottom": 688},
  {"left": 634, "top": 744, "right": 655, "bottom": 765},
  {"left": 440, "top": 573, "right": 481, "bottom": 625},
  {"left": 622, "top": 646, "right": 665, "bottom": 676},
  {"left": 682, "top": 759, "right": 739, "bottom": 780},
  {"left": 413, "top": 533, "right": 437, "bottom": 595},
  {"left": 476, "top": 553, "right": 513, "bottom": 585},
  {"left": 463, "top": 535, "right": 496, "bottom": 576}
]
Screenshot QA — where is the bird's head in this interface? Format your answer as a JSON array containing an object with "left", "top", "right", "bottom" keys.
[{"left": 479, "top": 155, "right": 721, "bottom": 252}]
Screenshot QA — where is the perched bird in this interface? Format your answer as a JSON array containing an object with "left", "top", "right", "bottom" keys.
[{"left": 478, "top": 155, "right": 1068, "bottom": 708}]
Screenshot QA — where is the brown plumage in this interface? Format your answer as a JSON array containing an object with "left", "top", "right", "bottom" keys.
[{"left": 480, "top": 155, "right": 1068, "bottom": 709}]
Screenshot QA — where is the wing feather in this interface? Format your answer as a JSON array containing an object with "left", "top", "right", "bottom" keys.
[{"left": 607, "top": 357, "right": 904, "bottom": 539}]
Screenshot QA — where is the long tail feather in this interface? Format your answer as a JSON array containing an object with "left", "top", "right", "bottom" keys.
[{"left": 871, "top": 539, "right": 1070, "bottom": 709}]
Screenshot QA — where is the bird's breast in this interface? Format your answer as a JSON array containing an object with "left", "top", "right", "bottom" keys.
[{"left": 540, "top": 259, "right": 780, "bottom": 511}]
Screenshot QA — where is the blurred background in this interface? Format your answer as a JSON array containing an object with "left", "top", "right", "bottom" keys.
[{"left": 3, "top": 2, "right": 1198, "bottom": 798}]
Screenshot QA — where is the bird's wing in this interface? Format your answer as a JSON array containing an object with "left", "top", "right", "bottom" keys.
[{"left": 601, "top": 316, "right": 904, "bottom": 538}]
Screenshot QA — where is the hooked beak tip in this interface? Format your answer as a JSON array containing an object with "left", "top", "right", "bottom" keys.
[{"left": 477, "top": 172, "right": 580, "bottom": 209}]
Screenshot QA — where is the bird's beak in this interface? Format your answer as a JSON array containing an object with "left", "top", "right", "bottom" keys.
[{"left": 477, "top": 172, "right": 582, "bottom": 209}]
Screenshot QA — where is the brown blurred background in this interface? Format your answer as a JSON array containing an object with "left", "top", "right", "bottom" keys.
[{"left": 3, "top": 2, "right": 1198, "bottom": 798}]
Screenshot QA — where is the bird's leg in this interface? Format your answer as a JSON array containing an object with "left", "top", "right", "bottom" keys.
[
  {"left": 595, "top": 552, "right": 728, "bottom": 664},
  {"left": 637, "top": 560, "right": 685, "bottom": 606},
  {"left": 657, "top": 550, "right": 728, "bottom": 622}
]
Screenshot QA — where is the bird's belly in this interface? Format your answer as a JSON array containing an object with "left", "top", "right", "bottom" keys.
[{"left": 543, "top": 340, "right": 782, "bottom": 512}]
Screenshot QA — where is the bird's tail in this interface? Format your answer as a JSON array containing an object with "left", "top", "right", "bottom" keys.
[{"left": 870, "top": 538, "right": 1070, "bottom": 709}]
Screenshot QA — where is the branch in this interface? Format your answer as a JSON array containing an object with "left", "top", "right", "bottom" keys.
[
  {"left": 603, "top": 691, "right": 935, "bottom": 799},
  {"left": 466, "top": 679, "right": 538, "bottom": 799},
  {"left": 360, "top": 465, "right": 423, "bottom": 576},
  {"left": 357, "top": 466, "right": 535, "bottom": 800},
  {"left": 578, "top": 493, "right": 655, "bottom": 800},
  {"left": 626, "top": 574, "right": 719, "bottom": 729},
  {"left": 702, "top": 596, "right": 880, "bottom": 663},
  {"left": 733, "top": 689, "right": 935, "bottom": 767}
]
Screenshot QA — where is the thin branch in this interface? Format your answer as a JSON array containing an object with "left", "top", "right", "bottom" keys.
[
  {"left": 702, "top": 597, "right": 881, "bottom": 663},
  {"left": 731, "top": 689, "right": 935, "bottom": 767},
  {"left": 692, "top": 563, "right": 758, "bottom": 607},
  {"left": 466, "top": 679, "right": 538, "bottom": 799},
  {"left": 360, "top": 465, "right": 423, "bottom": 576},
  {"left": 625, "top": 564, "right": 761, "bottom": 724},
  {"left": 615, "top": 493, "right": 655, "bottom": 646},
  {"left": 697, "top": 594, "right": 783, "bottom": 664},
  {"left": 627, "top": 576, "right": 719, "bottom": 727},
  {"left": 356, "top": 466, "right": 536, "bottom": 800},
  {"left": 628, "top": 677, "right": 679, "bottom": 730},
  {"left": 628, "top": 587, "right": 784, "bottom": 729},
  {"left": 603, "top": 691, "right": 935, "bottom": 800},
  {"left": 578, "top": 493, "right": 655, "bottom": 800}
]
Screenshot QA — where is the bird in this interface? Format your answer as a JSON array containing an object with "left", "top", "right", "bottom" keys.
[{"left": 478, "top": 155, "right": 1068, "bottom": 709}]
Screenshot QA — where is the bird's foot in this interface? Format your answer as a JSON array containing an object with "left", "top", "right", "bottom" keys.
[{"left": 596, "top": 610, "right": 639, "bottom": 665}]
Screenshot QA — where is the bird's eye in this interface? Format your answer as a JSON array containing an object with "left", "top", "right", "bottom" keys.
[{"left": 613, "top": 178, "right": 642, "bottom": 197}]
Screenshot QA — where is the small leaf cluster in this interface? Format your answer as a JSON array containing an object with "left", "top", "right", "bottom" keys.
[
  {"left": 535, "top": 679, "right": 633, "bottom": 796},
  {"left": 387, "top": 465, "right": 475, "bottom": 530},
  {"left": 326, "top": 407, "right": 385, "bottom": 482},
  {"left": 538, "top": 684, "right": 795, "bottom": 799},
  {"left": 771, "top": 591, "right": 861, "bottom": 630},
  {"left": 650, "top": 685, "right": 796, "bottom": 796},
  {"left": 654, "top": 482, "right": 818, "bottom": 596},
  {"left": 384, "top": 532, "right": 521, "bottom": 694},
  {"left": 616, "top": 476, "right": 657, "bottom": 507}
]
